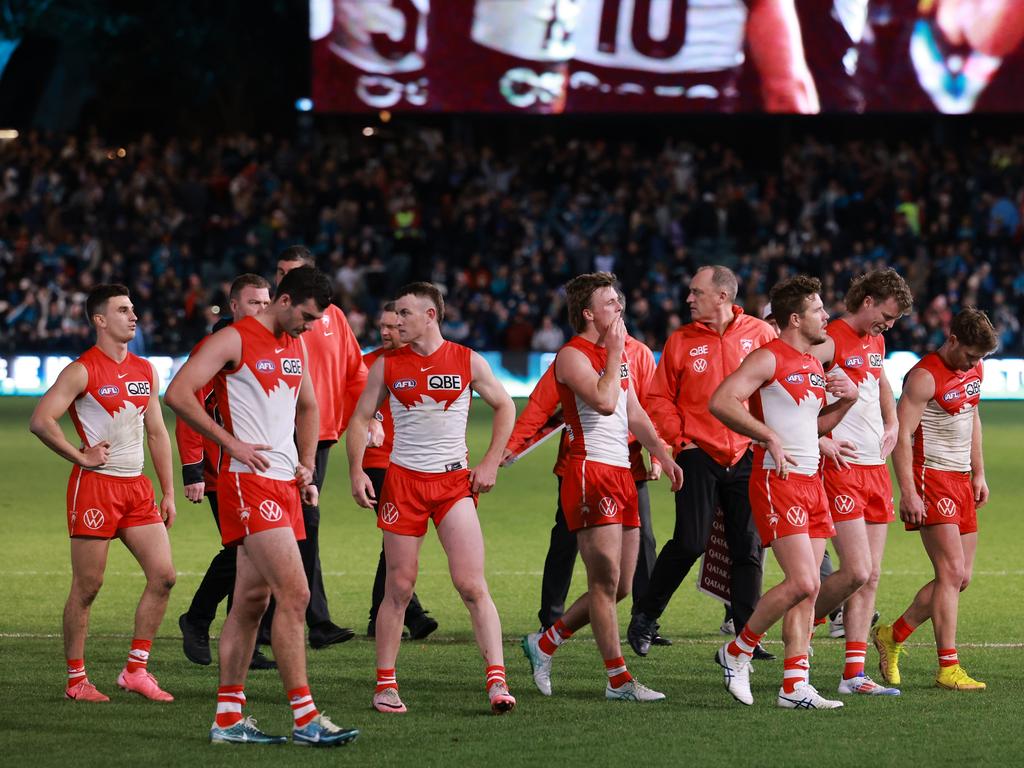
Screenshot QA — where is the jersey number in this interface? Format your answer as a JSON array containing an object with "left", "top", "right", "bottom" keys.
[{"left": 597, "top": 0, "right": 689, "bottom": 59}]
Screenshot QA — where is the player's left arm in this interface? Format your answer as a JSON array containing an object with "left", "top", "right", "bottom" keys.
[
  {"left": 295, "top": 363, "right": 320, "bottom": 507},
  {"left": 469, "top": 351, "right": 516, "bottom": 493},
  {"left": 143, "top": 366, "right": 176, "bottom": 528},
  {"left": 818, "top": 367, "right": 859, "bottom": 434},
  {"left": 626, "top": 384, "right": 682, "bottom": 491},
  {"left": 746, "top": 0, "right": 820, "bottom": 113},
  {"left": 879, "top": 368, "right": 899, "bottom": 459},
  {"left": 971, "top": 407, "right": 989, "bottom": 508}
]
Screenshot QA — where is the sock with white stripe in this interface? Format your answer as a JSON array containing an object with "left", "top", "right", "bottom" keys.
[
  {"left": 126, "top": 638, "right": 151, "bottom": 673},
  {"left": 288, "top": 685, "right": 319, "bottom": 728},
  {"left": 843, "top": 641, "right": 867, "bottom": 679},
  {"left": 782, "top": 655, "right": 810, "bottom": 693},
  {"left": 215, "top": 685, "right": 246, "bottom": 728},
  {"left": 604, "top": 656, "right": 633, "bottom": 689}
]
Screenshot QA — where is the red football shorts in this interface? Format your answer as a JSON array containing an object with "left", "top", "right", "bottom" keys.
[
  {"left": 218, "top": 472, "right": 305, "bottom": 546},
  {"left": 750, "top": 468, "right": 834, "bottom": 545},
  {"left": 560, "top": 459, "right": 639, "bottom": 533},
  {"left": 378, "top": 463, "right": 478, "bottom": 537},
  {"left": 907, "top": 467, "right": 978, "bottom": 534},
  {"left": 823, "top": 462, "right": 895, "bottom": 525},
  {"left": 66, "top": 467, "right": 160, "bottom": 539}
]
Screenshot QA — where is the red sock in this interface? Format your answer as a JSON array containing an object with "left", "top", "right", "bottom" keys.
[
  {"left": 288, "top": 685, "right": 319, "bottom": 728},
  {"left": 215, "top": 685, "right": 246, "bottom": 728},
  {"left": 375, "top": 668, "right": 398, "bottom": 694},
  {"left": 727, "top": 626, "right": 764, "bottom": 659},
  {"left": 843, "top": 641, "right": 867, "bottom": 679},
  {"left": 485, "top": 665, "right": 507, "bottom": 692},
  {"left": 126, "top": 638, "right": 152, "bottom": 673},
  {"left": 782, "top": 655, "right": 810, "bottom": 693},
  {"left": 67, "top": 658, "right": 86, "bottom": 687},
  {"left": 938, "top": 648, "right": 958, "bottom": 668},
  {"left": 892, "top": 615, "right": 916, "bottom": 643},
  {"left": 604, "top": 656, "right": 633, "bottom": 689},
  {"left": 538, "top": 619, "right": 573, "bottom": 656}
]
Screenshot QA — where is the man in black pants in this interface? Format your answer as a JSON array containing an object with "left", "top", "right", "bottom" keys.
[
  {"left": 177, "top": 273, "right": 277, "bottom": 669},
  {"left": 628, "top": 266, "right": 776, "bottom": 659},
  {"left": 362, "top": 303, "right": 437, "bottom": 639},
  {"left": 258, "top": 247, "right": 375, "bottom": 649}
]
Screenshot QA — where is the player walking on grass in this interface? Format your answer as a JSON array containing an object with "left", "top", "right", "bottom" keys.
[
  {"left": 30, "top": 283, "right": 177, "bottom": 703},
  {"left": 709, "top": 275, "right": 857, "bottom": 710},
  {"left": 521, "top": 272, "right": 683, "bottom": 702},
  {"left": 347, "top": 282, "right": 517, "bottom": 715},
  {"left": 873, "top": 308, "right": 997, "bottom": 692},
  {"left": 811, "top": 269, "right": 912, "bottom": 696},
  {"left": 166, "top": 267, "right": 358, "bottom": 747}
]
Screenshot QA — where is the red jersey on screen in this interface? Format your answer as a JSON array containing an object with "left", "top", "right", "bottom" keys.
[
  {"left": 556, "top": 335, "right": 631, "bottom": 468},
  {"left": 362, "top": 346, "right": 395, "bottom": 469},
  {"left": 748, "top": 338, "right": 826, "bottom": 476},
  {"left": 909, "top": 353, "right": 983, "bottom": 474},
  {"left": 385, "top": 341, "right": 473, "bottom": 473},
  {"left": 68, "top": 346, "right": 153, "bottom": 478},
  {"left": 213, "top": 316, "right": 305, "bottom": 482},
  {"left": 568, "top": 0, "right": 748, "bottom": 112}
]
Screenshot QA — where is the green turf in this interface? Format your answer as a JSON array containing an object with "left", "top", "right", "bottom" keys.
[{"left": 0, "top": 397, "right": 1021, "bottom": 767}]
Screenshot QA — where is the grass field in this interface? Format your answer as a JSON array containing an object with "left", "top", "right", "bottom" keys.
[{"left": 1, "top": 397, "right": 1022, "bottom": 767}]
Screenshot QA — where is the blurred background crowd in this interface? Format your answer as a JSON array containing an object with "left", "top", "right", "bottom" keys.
[{"left": 3, "top": 123, "right": 1023, "bottom": 356}]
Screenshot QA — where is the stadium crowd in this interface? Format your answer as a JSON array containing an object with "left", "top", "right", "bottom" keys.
[{"left": 2, "top": 127, "right": 1023, "bottom": 355}]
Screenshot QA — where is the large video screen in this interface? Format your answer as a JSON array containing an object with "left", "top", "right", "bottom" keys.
[{"left": 310, "top": 1, "right": 1024, "bottom": 114}]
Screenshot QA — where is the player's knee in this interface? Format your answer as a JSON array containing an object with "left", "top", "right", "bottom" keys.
[
  {"left": 149, "top": 567, "right": 176, "bottom": 594},
  {"left": 72, "top": 577, "right": 103, "bottom": 605},
  {"left": 453, "top": 578, "right": 486, "bottom": 606},
  {"left": 789, "top": 575, "right": 819, "bottom": 603},
  {"left": 848, "top": 563, "right": 871, "bottom": 590},
  {"left": 614, "top": 582, "right": 631, "bottom": 602},
  {"left": 938, "top": 561, "right": 965, "bottom": 586},
  {"left": 959, "top": 573, "right": 972, "bottom": 592}
]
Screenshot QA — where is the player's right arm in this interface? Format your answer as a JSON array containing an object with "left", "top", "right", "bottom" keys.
[
  {"left": 164, "top": 327, "right": 271, "bottom": 474},
  {"left": 28, "top": 362, "right": 110, "bottom": 467},
  {"left": 746, "top": 0, "right": 820, "bottom": 113},
  {"left": 347, "top": 356, "right": 389, "bottom": 508},
  {"left": 892, "top": 368, "right": 935, "bottom": 526},
  {"left": 709, "top": 348, "right": 796, "bottom": 476},
  {"left": 555, "top": 319, "right": 626, "bottom": 416}
]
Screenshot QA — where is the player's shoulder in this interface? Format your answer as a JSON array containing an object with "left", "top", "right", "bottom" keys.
[{"left": 363, "top": 346, "right": 385, "bottom": 366}]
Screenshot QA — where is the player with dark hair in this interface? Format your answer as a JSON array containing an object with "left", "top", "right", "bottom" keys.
[
  {"left": 30, "top": 284, "right": 177, "bottom": 703},
  {"left": 873, "top": 307, "right": 998, "bottom": 691}
]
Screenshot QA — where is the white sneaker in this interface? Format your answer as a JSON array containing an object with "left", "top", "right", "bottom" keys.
[
  {"left": 521, "top": 633, "right": 553, "bottom": 696},
  {"left": 777, "top": 681, "right": 845, "bottom": 709},
  {"left": 605, "top": 679, "right": 665, "bottom": 702},
  {"left": 838, "top": 673, "right": 901, "bottom": 696},
  {"left": 720, "top": 617, "right": 735, "bottom": 636},
  {"left": 715, "top": 643, "right": 753, "bottom": 705},
  {"left": 828, "top": 609, "right": 845, "bottom": 639}
]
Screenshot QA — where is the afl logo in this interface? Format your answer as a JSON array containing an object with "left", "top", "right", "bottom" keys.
[
  {"left": 393, "top": 378, "right": 416, "bottom": 390},
  {"left": 943, "top": 390, "right": 960, "bottom": 402},
  {"left": 598, "top": 497, "right": 618, "bottom": 517},
  {"left": 381, "top": 502, "right": 399, "bottom": 525},
  {"left": 692, "top": 358, "right": 708, "bottom": 374},
  {"left": 845, "top": 356, "right": 864, "bottom": 368},
  {"left": 258, "top": 499, "right": 283, "bottom": 522},
  {"left": 786, "top": 373, "right": 805, "bottom": 384},
  {"left": 936, "top": 498, "right": 957, "bottom": 518},
  {"left": 256, "top": 359, "right": 276, "bottom": 373},
  {"left": 786, "top": 506, "right": 807, "bottom": 527},
  {"left": 98, "top": 385, "right": 120, "bottom": 397},
  {"left": 834, "top": 495, "right": 856, "bottom": 515},
  {"left": 82, "top": 508, "right": 105, "bottom": 530}
]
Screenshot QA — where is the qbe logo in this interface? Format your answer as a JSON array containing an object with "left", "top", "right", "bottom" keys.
[
  {"left": 125, "top": 380, "right": 151, "bottom": 396},
  {"left": 809, "top": 372, "right": 826, "bottom": 388},
  {"left": 255, "top": 359, "right": 276, "bottom": 373},
  {"left": 965, "top": 380, "right": 981, "bottom": 397},
  {"left": 98, "top": 385, "right": 120, "bottom": 397},
  {"left": 868, "top": 353, "right": 883, "bottom": 368},
  {"left": 380, "top": 502, "right": 399, "bottom": 525},
  {"left": 428, "top": 374, "right": 462, "bottom": 390},
  {"left": 690, "top": 344, "right": 709, "bottom": 356},
  {"left": 786, "top": 506, "right": 807, "bottom": 527},
  {"left": 598, "top": 497, "right": 618, "bottom": 517},
  {"left": 82, "top": 508, "right": 105, "bottom": 530},
  {"left": 281, "top": 358, "right": 303, "bottom": 376},
  {"left": 259, "top": 499, "right": 283, "bottom": 522}
]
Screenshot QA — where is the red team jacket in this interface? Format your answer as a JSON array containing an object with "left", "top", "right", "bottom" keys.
[
  {"left": 647, "top": 306, "right": 775, "bottom": 466},
  {"left": 303, "top": 304, "right": 367, "bottom": 444},
  {"left": 175, "top": 334, "right": 221, "bottom": 488},
  {"left": 507, "top": 334, "right": 658, "bottom": 481}
]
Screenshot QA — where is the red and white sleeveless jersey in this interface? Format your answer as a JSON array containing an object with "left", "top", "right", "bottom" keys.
[
  {"left": 569, "top": 0, "right": 747, "bottom": 110},
  {"left": 68, "top": 346, "right": 153, "bottom": 478},
  {"left": 385, "top": 341, "right": 473, "bottom": 473},
  {"left": 909, "top": 353, "right": 983, "bottom": 473},
  {"left": 749, "top": 339, "right": 826, "bottom": 476},
  {"left": 213, "top": 316, "right": 305, "bottom": 482},
  {"left": 556, "top": 335, "right": 631, "bottom": 468},
  {"left": 827, "top": 318, "right": 886, "bottom": 465}
]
